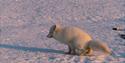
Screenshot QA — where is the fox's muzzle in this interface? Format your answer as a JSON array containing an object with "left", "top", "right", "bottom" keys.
[{"left": 47, "top": 34, "right": 53, "bottom": 38}]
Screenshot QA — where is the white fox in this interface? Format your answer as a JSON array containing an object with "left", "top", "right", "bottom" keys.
[
  {"left": 47, "top": 24, "right": 111, "bottom": 56},
  {"left": 47, "top": 24, "right": 92, "bottom": 55}
]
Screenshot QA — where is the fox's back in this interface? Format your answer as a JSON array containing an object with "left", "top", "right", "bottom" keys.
[{"left": 62, "top": 27, "right": 92, "bottom": 43}]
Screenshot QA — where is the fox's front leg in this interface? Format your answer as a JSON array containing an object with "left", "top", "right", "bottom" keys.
[
  {"left": 65, "top": 44, "right": 76, "bottom": 55},
  {"left": 65, "top": 45, "right": 72, "bottom": 54},
  {"left": 69, "top": 44, "right": 76, "bottom": 55},
  {"left": 71, "top": 48, "right": 76, "bottom": 55}
]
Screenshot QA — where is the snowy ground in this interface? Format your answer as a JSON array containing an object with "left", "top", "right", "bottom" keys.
[{"left": 0, "top": 0, "right": 125, "bottom": 63}]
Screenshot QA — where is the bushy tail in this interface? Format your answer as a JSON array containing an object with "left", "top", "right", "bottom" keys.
[{"left": 87, "top": 40, "right": 111, "bottom": 55}]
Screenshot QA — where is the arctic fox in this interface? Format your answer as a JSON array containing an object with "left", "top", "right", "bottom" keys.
[
  {"left": 47, "top": 24, "right": 111, "bottom": 56},
  {"left": 47, "top": 24, "right": 92, "bottom": 55}
]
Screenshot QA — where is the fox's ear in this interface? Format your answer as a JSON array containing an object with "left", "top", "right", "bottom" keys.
[
  {"left": 55, "top": 24, "right": 61, "bottom": 28},
  {"left": 56, "top": 17, "right": 62, "bottom": 25},
  {"left": 47, "top": 16, "right": 55, "bottom": 25}
]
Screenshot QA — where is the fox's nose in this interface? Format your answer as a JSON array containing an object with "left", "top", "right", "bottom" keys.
[
  {"left": 112, "top": 28, "right": 117, "bottom": 30},
  {"left": 47, "top": 34, "right": 53, "bottom": 38}
]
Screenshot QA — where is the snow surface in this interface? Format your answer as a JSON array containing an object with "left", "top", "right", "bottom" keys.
[{"left": 0, "top": 0, "right": 125, "bottom": 63}]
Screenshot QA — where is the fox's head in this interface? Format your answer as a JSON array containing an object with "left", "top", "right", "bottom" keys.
[{"left": 47, "top": 24, "right": 61, "bottom": 38}]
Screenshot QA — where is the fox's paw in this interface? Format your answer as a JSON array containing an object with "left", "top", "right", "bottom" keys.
[
  {"left": 84, "top": 53, "right": 94, "bottom": 56},
  {"left": 65, "top": 51, "right": 76, "bottom": 55},
  {"left": 65, "top": 51, "right": 71, "bottom": 54},
  {"left": 71, "top": 52, "right": 76, "bottom": 55}
]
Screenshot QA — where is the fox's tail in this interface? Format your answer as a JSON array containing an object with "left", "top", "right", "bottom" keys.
[{"left": 87, "top": 40, "right": 111, "bottom": 54}]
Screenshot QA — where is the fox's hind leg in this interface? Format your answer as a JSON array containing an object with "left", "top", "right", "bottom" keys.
[
  {"left": 80, "top": 46, "right": 93, "bottom": 56},
  {"left": 84, "top": 47, "right": 93, "bottom": 56}
]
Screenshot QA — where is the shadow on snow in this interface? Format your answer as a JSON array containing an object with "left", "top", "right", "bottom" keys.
[{"left": 0, "top": 44, "right": 65, "bottom": 54}]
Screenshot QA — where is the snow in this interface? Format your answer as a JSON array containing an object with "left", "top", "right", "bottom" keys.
[{"left": 0, "top": 0, "right": 125, "bottom": 63}]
